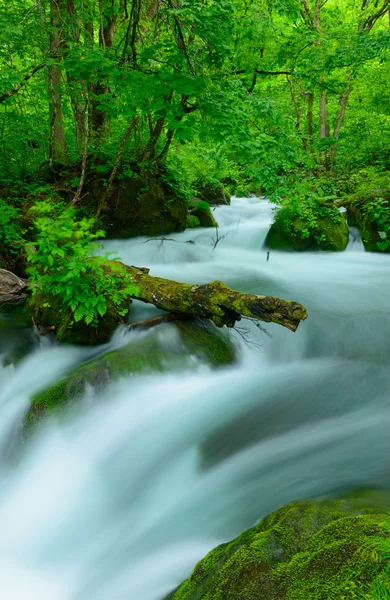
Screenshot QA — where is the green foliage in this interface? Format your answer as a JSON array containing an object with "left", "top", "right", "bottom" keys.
[
  {"left": 362, "top": 197, "right": 390, "bottom": 252},
  {"left": 272, "top": 180, "right": 343, "bottom": 243},
  {"left": 25, "top": 200, "right": 139, "bottom": 326},
  {"left": 0, "top": 0, "right": 389, "bottom": 252},
  {"left": 0, "top": 198, "right": 23, "bottom": 252}
]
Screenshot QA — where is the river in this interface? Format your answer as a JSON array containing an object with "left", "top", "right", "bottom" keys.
[{"left": 0, "top": 197, "right": 389, "bottom": 599}]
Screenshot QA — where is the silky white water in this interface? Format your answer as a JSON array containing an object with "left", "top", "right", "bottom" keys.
[{"left": 1, "top": 197, "right": 390, "bottom": 600}]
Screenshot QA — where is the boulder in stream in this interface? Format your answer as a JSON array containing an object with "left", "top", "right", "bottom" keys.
[
  {"left": 189, "top": 201, "right": 219, "bottom": 228},
  {"left": 197, "top": 183, "right": 230, "bottom": 206},
  {"left": 167, "top": 493, "right": 390, "bottom": 600},
  {"left": 83, "top": 173, "right": 188, "bottom": 238},
  {"left": 343, "top": 189, "right": 390, "bottom": 253},
  {"left": 265, "top": 206, "right": 349, "bottom": 252}
]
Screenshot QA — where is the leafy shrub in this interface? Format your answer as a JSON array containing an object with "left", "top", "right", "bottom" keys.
[
  {"left": 361, "top": 196, "right": 390, "bottom": 251},
  {"left": 0, "top": 198, "right": 23, "bottom": 252},
  {"left": 26, "top": 200, "right": 139, "bottom": 326}
]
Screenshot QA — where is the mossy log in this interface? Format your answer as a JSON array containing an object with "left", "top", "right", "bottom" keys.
[
  {"left": 1, "top": 264, "right": 308, "bottom": 335},
  {"left": 123, "top": 264, "right": 307, "bottom": 332}
]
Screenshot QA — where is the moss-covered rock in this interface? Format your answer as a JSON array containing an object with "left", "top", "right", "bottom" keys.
[
  {"left": 198, "top": 183, "right": 230, "bottom": 206},
  {"left": 190, "top": 201, "right": 219, "bottom": 228},
  {"left": 345, "top": 190, "right": 390, "bottom": 253},
  {"left": 186, "top": 215, "right": 201, "bottom": 229},
  {"left": 81, "top": 173, "right": 188, "bottom": 238},
  {"left": 168, "top": 496, "right": 390, "bottom": 600},
  {"left": 25, "top": 319, "right": 235, "bottom": 430},
  {"left": 265, "top": 212, "right": 349, "bottom": 252},
  {"left": 0, "top": 313, "right": 36, "bottom": 364}
]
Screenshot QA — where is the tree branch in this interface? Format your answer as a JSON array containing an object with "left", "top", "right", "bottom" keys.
[{"left": 0, "top": 63, "right": 47, "bottom": 104}]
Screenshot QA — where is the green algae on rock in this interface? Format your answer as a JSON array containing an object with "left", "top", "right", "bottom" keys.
[
  {"left": 167, "top": 497, "right": 390, "bottom": 600},
  {"left": 25, "top": 319, "right": 235, "bottom": 431}
]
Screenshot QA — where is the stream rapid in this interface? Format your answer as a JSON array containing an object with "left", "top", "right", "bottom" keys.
[{"left": 1, "top": 197, "right": 390, "bottom": 599}]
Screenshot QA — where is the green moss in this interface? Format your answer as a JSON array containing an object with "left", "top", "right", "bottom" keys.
[
  {"left": 175, "top": 320, "right": 235, "bottom": 366},
  {"left": 168, "top": 497, "right": 390, "bottom": 600},
  {"left": 186, "top": 215, "right": 201, "bottom": 229},
  {"left": 189, "top": 201, "right": 219, "bottom": 228}
]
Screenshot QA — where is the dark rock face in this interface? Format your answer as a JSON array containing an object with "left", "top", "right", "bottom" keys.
[
  {"left": 0, "top": 313, "right": 36, "bottom": 364},
  {"left": 84, "top": 174, "right": 188, "bottom": 238},
  {"left": 198, "top": 183, "right": 230, "bottom": 206}
]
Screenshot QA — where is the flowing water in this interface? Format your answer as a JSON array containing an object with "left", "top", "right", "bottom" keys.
[{"left": 1, "top": 197, "right": 390, "bottom": 599}]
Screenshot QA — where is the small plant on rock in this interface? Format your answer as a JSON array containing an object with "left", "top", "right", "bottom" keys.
[{"left": 25, "top": 200, "right": 139, "bottom": 327}]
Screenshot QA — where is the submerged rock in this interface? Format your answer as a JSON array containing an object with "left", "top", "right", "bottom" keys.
[
  {"left": 167, "top": 495, "right": 390, "bottom": 600},
  {"left": 25, "top": 319, "right": 235, "bottom": 431}
]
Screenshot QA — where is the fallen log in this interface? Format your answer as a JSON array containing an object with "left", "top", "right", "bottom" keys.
[
  {"left": 0, "top": 264, "right": 308, "bottom": 334},
  {"left": 123, "top": 264, "right": 307, "bottom": 332}
]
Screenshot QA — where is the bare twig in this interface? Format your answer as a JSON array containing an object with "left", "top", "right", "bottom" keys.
[
  {"left": 142, "top": 237, "right": 195, "bottom": 245},
  {"left": 212, "top": 227, "right": 230, "bottom": 250}
]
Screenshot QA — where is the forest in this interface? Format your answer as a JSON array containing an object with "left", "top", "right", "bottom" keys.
[
  {"left": 1, "top": 0, "right": 389, "bottom": 329},
  {"left": 1, "top": 1, "right": 390, "bottom": 599}
]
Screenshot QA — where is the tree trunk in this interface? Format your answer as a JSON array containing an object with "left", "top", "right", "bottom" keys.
[
  {"left": 319, "top": 90, "right": 330, "bottom": 168},
  {"left": 330, "top": 84, "right": 352, "bottom": 165},
  {"left": 90, "top": 0, "right": 117, "bottom": 143},
  {"left": 48, "top": 0, "right": 68, "bottom": 163},
  {"left": 305, "top": 91, "right": 314, "bottom": 152}
]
